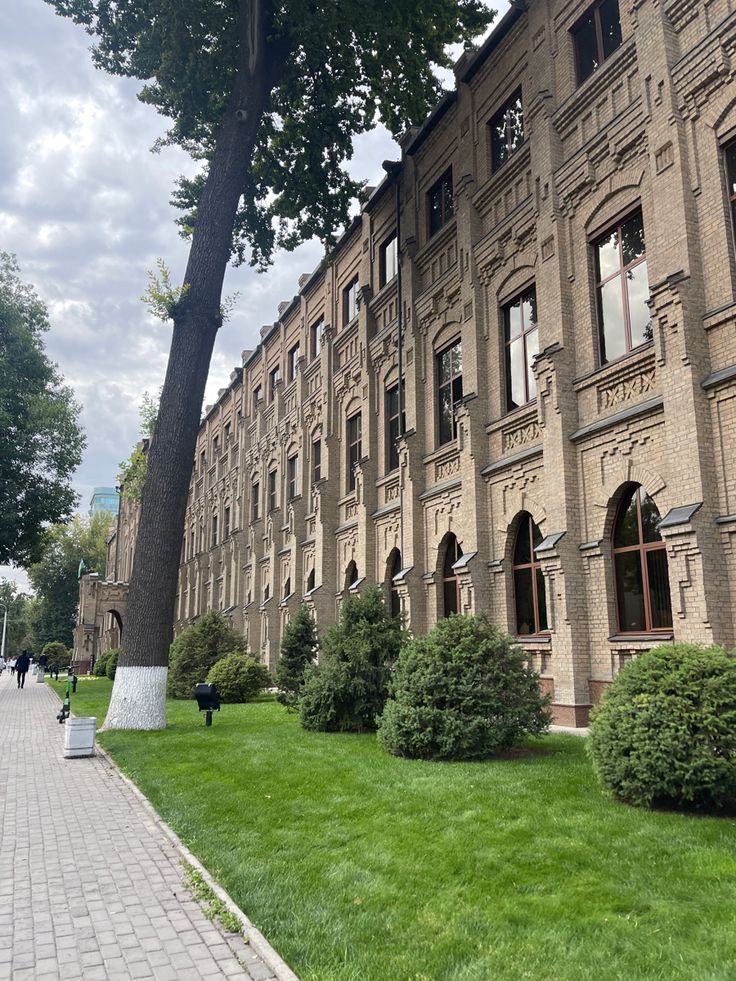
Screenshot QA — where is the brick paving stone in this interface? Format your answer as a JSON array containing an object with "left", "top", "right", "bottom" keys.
[{"left": 0, "top": 676, "right": 292, "bottom": 979}]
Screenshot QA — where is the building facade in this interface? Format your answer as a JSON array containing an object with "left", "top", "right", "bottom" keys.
[
  {"left": 107, "top": 0, "right": 736, "bottom": 725},
  {"left": 89, "top": 486, "right": 120, "bottom": 517}
]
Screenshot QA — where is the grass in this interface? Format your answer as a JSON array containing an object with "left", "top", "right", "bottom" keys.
[{"left": 48, "top": 678, "right": 736, "bottom": 981}]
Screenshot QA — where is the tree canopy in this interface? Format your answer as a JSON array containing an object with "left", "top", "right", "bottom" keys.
[
  {"left": 0, "top": 580, "right": 33, "bottom": 658},
  {"left": 0, "top": 253, "right": 85, "bottom": 566}
]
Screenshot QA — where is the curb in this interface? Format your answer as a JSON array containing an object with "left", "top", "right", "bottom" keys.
[{"left": 48, "top": 683, "right": 300, "bottom": 981}]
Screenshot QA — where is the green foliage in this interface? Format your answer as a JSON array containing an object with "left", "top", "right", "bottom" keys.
[
  {"left": 588, "top": 643, "right": 736, "bottom": 810},
  {"left": 0, "top": 580, "right": 32, "bottom": 657},
  {"left": 299, "top": 586, "right": 404, "bottom": 732},
  {"left": 28, "top": 512, "right": 111, "bottom": 650},
  {"left": 140, "top": 258, "right": 190, "bottom": 321},
  {"left": 106, "top": 648, "right": 120, "bottom": 681},
  {"left": 45, "top": 2, "right": 493, "bottom": 270},
  {"left": 93, "top": 648, "right": 112, "bottom": 677},
  {"left": 42, "top": 641, "right": 71, "bottom": 674},
  {"left": 182, "top": 863, "right": 241, "bottom": 935},
  {"left": 168, "top": 611, "right": 247, "bottom": 699},
  {"left": 0, "top": 253, "right": 84, "bottom": 565},
  {"left": 206, "top": 653, "right": 271, "bottom": 703},
  {"left": 378, "top": 615, "right": 551, "bottom": 760},
  {"left": 275, "top": 605, "right": 318, "bottom": 708},
  {"left": 117, "top": 391, "right": 158, "bottom": 502}
]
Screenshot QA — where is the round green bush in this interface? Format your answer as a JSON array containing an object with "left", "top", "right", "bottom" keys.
[
  {"left": 588, "top": 643, "right": 736, "bottom": 810},
  {"left": 377, "top": 614, "right": 551, "bottom": 760},
  {"left": 93, "top": 649, "right": 111, "bottom": 677},
  {"left": 206, "top": 653, "right": 272, "bottom": 703},
  {"left": 168, "top": 610, "right": 247, "bottom": 699},
  {"left": 105, "top": 648, "right": 119, "bottom": 681},
  {"left": 42, "top": 641, "right": 71, "bottom": 675}
]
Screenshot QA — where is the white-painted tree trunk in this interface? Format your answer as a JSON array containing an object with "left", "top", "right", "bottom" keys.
[{"left": 101, "top": 665, "right": 168, "bottom": 730}]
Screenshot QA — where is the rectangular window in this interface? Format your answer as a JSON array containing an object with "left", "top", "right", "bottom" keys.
[
  {"left": 212, "top": 435, "right": 219, "bottom": 458},
  {"left": 200, "top": 451, "right": 206, "bottom": 473},
  {"left": 268, "top": 469, "right": 278, "bottom": 512},
  {"left": 288, "top": 343, "right": 300, "bottom": 382},
  {"left": 211, "top": 515, "right": 218, "bottom": 548},
  {"left": 252, "top": 482, "right": 260, "bottom": 522},
  {"left": 287, "top": 454, "right": 299, "bottom": 501},
  {"left": 725, "top": 143, "right": 736, "bottom": 237},
  {"left": 573, "top": 0, "right": 622, "bottom": 84},
  {"left": 223, "top": 506, "right": 231, "bottom": 540},
  {"left": 343, "top": 277, "right": 359, "bottom": 326},
  {"left": 310, "top": 318, "right": 323, "bottom": 360},
  {"left": 490, "top": 90, "right": 524, "bottom": 172},
  {"left": 379, "top": 233, "right": 398, "bottom": 288},
  {"left": 595, "top": 210, "right": 650, "bottom": 364},
  {"left": 385, "top": 383, "right": 406, "bottom": 473},
  {"left": 312, "top": 438, "right": 322, "bottom": 483},
  {"left": 428, "top": 168, "right": 454, "bottom": 237},
  {"left": 436, "top": 340, "right": 463, "bottom": 445},
  {"left": 504, "top": 286, "right": 539, "bottom": 410},
  {"left": 253, "top": 385, "right": 263, "bottom": 412},
  {"left": 268, "top": 365, "right": 281, "bottom": 402},
  {"left": 347, "top": 412, "right": 362, "bottom": 492},
  {"left": 224, "top": 422, "right": 231, "bottom": 444}
]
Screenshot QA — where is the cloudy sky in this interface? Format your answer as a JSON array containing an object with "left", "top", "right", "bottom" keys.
[{"left": 2, "top": 1, "right": 500, "bottom": 590}]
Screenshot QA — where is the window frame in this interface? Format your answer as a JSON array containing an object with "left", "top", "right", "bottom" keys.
[
  {"left": 593, "top": 207, "right": 649, "bottom": 365},
  {"left": 268, "top": 365, "right": 281, "bottom": 403},
  {"left": 287, "top": 454, "right": 299, "bottom": 501},
  {"left": 427, "top": 167, "right": 454, "bottom": 238},
  {"left": 512, "top": 514, "right": 549, "bottom": 637},
  {"left": 343, "top": 276, "right": 359, "bottom": 327},
  {"left": 251, "top": 482, "right": 260, "bottom": 522},
  {"left": 385, "top": 383, "right": 405, "bottom": 474},
  {"left": 253, "top": 384, "right": 263, "bottom": 412},
  {"left": 503, "top": 284, "right": 539, "bottom": 411},
  {"left": 572, "top": 0, "right": 622, "bottom": 85},
  {"left": 489, "top": 88, "right": 524, "bottom": 173},
  {"left": 223, "top": 506, "right": 231, "bottom": 540},
  {"left": 441, "top": 535, "right": 463, "bottom": 617},
  {"left": 346, "top": 411, "right": 362, "bottom": 493},
  {"left": 379, "top": 232, "right": 398, "bottom": 288},
  {"left": 268, "top": 469, "right": 278, "bottom": 513},
  {"left": 312, "top": 438, "right": 322, "bottom": 484},
  {"left": 436, "top": 338, "right": 463, "bottom": 447},
  {"left": 211, "top": 514, "right": 218, "bottom": 549},
  {"left": 287, "top": 342, "right": 300, "bottom": 383},
  {"left": 310, "top": 317, "right": 323, "bottom": 360}
]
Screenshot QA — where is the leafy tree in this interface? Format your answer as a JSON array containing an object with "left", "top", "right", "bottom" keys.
[
  {"left": 0, "top": 580, "right": 32, "bottom": 658},
  {"left": 207, "top": 653, "right": 272, "bottom": 703},
  {"left": 42, "top": 641, "right": 72, "bottom": 676},
  {"left": 275, "top": 605, "right": 317, "bottom": 708},
  {"left": 45, "top": 0, "right": 494, "bottom": 730},
  {"left": 377, "top": 615, "right": 551, "bottom": 760},
  {"left": 118, "top": 392, "right": 159, "bottom": 503},
  {"left": 0, "top": 253, "right": 85, "bottom": 566},
  {"left": 300, "top": 585, "right": 405, "bottom": 732},
  {"left": 167, "top": 610, "right": 247, "bottom": 699},
  {"left": 27, "top": 513, "right": 111, "bottom": 650}
]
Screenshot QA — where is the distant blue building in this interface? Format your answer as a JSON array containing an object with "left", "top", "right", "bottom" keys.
[{"left": 89, "top": 486, "right": 120, "bottom": 517}]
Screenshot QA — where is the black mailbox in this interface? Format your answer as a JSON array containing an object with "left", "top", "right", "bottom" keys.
[{"left": 194, "top": 683, "right": 221, "bottom": 726}]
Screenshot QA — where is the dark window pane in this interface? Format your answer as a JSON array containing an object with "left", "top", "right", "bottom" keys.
[
  {"left": 514, "top": 568, "right": 535, "bottom": 635},
  {"left": 452, "top": 375, "right": 463, "bottom": 407},
  {"left": 614, "top": 488, "right": 640, "bottom": 546},
  {"left": 507, "top": 97, "right": 524, "bottom": 154},
  {"left": 600, "top": 0, "right": 622, "bottom": 58},
  {"left": 727, "top": 146, "right": 736, "bottom": 196},
  {"left": 600, "top": 276, "right": 626, "bottom": 363},
  {"left": 388, "top": 415, "right": 399, "bottom": 471},
  {"left": 575, "top": 13, "right": 598, "bottom": 82},
  {"left": 626, "top": 260, "right": 651, "bottom": 347},
  {"left": 523, "top": 288, "right": 537, "bottom": 327},
  {"left": 491, "top": 115, "right": 508, "bottom": 171},
  {"left": 443, "top": 178, "right": 454, "bottom": 221},
  {"left": 615, "top": 552, "right": 646, "bottom": 632},
  {"left": 597, "top": 228, "right": 620, "bottom": 280},
  {"left": 438, "top": 348, "right": 451, "bottom": 384},
  {"left": 451, "top": 343, "right": 462, "bottom": 376},
  {"left": 647, "top": 549, "right": 673, "bottom": 628},
  {"left": 514, "top": 518, "right": 532, "bottom": 565},
  {"left": 508, "top": 337, "right": 525, "bottom": 410},
  {"left": 444, "top": 579, "right": 459, "bottom": 616},
  {"left": 438, "top": 387, "right": 453, "bottom": 444},
  {"left": 639, "top": 490, "right": 662, "bottom": 543},
  {"left": 535, "top": 568, "right": 549, "bottom": 632},
  {"left": 621, "top": 212, "right": 645, "bottom": 265},
  {"left": 526, "top": 328, "right": 539, "bottom": 402}
]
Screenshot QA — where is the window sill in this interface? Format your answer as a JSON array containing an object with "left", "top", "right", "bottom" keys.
[
  {"left": 573, "top": 340, "right": 654, "bottom": 392},
  {"left": 608, "top": 632, "right": 674, "bottom": 643},
  {"left": 423, "top": 441, "right": 459, "bottom": 466}
]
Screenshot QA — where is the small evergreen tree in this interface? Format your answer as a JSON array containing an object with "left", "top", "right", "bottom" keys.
[
  {"left": 106, "top": 648, "right": 120, "bottom": 681},
  {"left": 300, "top": 585, "right": 405, "bottom": 732},
  {"left": 42, "top": 640, "right": 71, "bottom": 676},
  {"left": 167, "top": 611, "right": 247, "bottom": 699},
  {"left": 207, "top": 653, "right": 272, "bottom": 703},
  {"left": 275, "top": 606, "right": 318, "bottom": 708}
]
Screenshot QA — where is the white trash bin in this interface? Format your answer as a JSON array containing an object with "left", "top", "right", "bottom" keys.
[
  {"left": 36, "top": 670, "right": 45, "bottom": 683},
  {"left": 64, "top": 717, "right": 97, "bottom": 758}
]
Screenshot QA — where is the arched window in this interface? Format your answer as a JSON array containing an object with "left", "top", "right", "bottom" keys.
[
  {"left": 387, "top": 549, "right": 402, "bottom": 619},
  {"left": 345, "top": 560, "right": 359, "bottom": 591},
  {"left": 441, "top": 534, "right": 463, "bottom": 616},
  {"left": 513, "top": 513, "right": 548, "bottom": 636},
  {"left": 613, "top": 485, "right": 672, "bottom": 632}
]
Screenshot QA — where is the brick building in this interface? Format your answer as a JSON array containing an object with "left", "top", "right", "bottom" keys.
[{"left": 109, "top": 0, "right": 736, "bottom": 725}]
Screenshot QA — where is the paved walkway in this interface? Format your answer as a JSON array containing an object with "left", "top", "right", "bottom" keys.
[{"left": 0, "top": 671, "right": 292, "bottom": 981}]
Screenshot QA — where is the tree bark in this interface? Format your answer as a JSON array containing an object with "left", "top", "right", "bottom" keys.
[{"left": 104, "top": 0, "right": 280, "bottom": 730}]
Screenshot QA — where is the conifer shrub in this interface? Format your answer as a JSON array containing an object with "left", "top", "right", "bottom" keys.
[
  {"left": 93, "top": 649, "right": 111, "bottom": 677},
  {"left": 275, "top": 605, "right": 318, "bottom": 708},
  {"left": 588, "top": 643, "right": 736, "bottom": 810},
  {"left": 206, "top": 653, "right": 272, "bottom": 703},
  {"left": 167, "top": 610, "right": 247, "bottom": 699},
  {"left": 299, "top": 585, "right": 404, "bottom": 732},
  {"left": 377, "top": 614, "right": 551, "bottom": 760},
  {"left": 105, "top": 648, "right": 119, "bottom": 680}
]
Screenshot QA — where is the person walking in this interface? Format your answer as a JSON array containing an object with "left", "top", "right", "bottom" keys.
[
  {"left": 15, "top": 651, "right": 30, "bottom": 689},
  {"left": 9, "top": 658, "right": 16, "bottom": 676}
]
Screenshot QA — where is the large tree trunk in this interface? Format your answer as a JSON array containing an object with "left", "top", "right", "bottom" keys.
[{"left": 104, "top": 0, "right": 278, "bottom": 730}]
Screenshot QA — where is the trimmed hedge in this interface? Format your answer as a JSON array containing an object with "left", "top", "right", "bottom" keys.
[
  {"left": 378, "top": 614, "right": 551, "bottom": 760},
  {"left": 206, "top": 653, "right": 272, "bottom": 703},
  {"left": 588, "top": 643, "right": 736, "bottom": 810}
]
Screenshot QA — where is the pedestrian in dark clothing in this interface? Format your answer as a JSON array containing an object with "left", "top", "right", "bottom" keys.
[{"left": 15, "top": 651, "right": 30, "bottom": 689}]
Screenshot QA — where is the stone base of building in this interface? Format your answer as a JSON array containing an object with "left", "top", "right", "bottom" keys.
[{"left": 551, "top": 703, "right": 590, "bottom": 728}]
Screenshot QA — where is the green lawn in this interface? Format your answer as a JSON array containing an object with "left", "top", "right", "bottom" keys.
[{"left": 49, "top": 678, "right": 736, "bottom": 981}]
